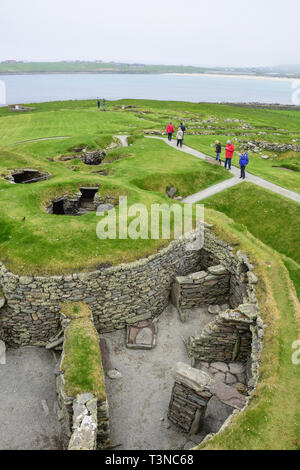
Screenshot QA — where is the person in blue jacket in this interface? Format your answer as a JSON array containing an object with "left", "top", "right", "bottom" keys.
[{"left": 239, "top": 150, "right": 249, "bottom": 179}]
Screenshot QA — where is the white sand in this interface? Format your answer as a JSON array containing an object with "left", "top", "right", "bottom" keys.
[{"left": 163, "top": 72, "right": 298, "bottom": 83}]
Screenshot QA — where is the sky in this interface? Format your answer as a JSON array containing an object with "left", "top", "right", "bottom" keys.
[{"left": 1, "top": 0, "right": 300, "bottom": 67}]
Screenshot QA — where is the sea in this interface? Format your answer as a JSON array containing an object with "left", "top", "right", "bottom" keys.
[{"left": 0, "top": 73, "right": 297, "bottom": 106}]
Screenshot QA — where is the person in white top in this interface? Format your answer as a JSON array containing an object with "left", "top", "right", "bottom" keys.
[{"left": 176, "top": 128, "right": 184, "bottom": 148}]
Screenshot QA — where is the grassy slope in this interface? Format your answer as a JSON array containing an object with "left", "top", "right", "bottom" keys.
[
  {"left": 199, "top": 210, "right": 300, "bottom": 450},
  {"left": 202, "top": 183, "right": 300, "bottom": 297},
  {"left": 0, "top": 98, "right": 299, "bottom": 276},
  {"left": 0, "top": 112, "right": 229, "bottom": 274}
]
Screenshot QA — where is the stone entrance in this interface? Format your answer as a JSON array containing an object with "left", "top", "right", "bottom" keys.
[
  {"left": 47, "top": 186, "right": 102, "bottom": 216},
  {"left": 78, "top": 187, "right": 99, "bottom": 214}
]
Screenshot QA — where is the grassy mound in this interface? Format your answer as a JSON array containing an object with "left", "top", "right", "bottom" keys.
[{"left": 202, "top": 183, "right": 300, "bottom": 296}]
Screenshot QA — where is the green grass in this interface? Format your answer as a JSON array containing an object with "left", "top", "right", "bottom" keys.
[
  {"left": 184, "top": 135, "right": 300, "bottom": 193},
  {"left": 202, "top": 183, "right": 300, "bottom": 295},
  {"left": 0, "top": 126, "right": 229, "bottom": 274},
  {"left": 0, "top": 98, "right": 299, "bottom": 275},
  {"left": 61, "top": 302, "right": 106, "bottom": 400}
]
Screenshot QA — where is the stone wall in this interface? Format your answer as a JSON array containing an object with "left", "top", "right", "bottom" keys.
[
  {"left": 187, "top": 305, "right": 256, "bottom": 363},
  {"left": 0, "top": 226, "right": 258, "bottom": 348},
  {"left": 168, "top": 363, "right": 212, "bottom": 433},
  {"left": 0, "top": 235, "right": 202, "bottom": 347},
  {"left": 171, "top": 265, "right": 230, "bottom": 321},
  {"left": 168, "top": 363, "right": 247, "bottom": 434}
]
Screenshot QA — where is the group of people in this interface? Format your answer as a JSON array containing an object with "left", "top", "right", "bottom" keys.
[
  {"left": 165, "top": 122, "right": 249, "bottom": 179},
  {"left": 166, "top": 122, "right": 186, "bottom": 148},
  {"left": 215, "top": 140, "right": 249, "bottom": 179},
  {"left": 97, "top": 98, "right": 106, "bottom": 111}
]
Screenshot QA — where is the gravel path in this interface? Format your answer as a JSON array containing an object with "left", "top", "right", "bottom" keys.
[
  {"left": 146, "top": 136, "right": 300, "bottom": 204},
  {"left": 9, "top": 136, "right": 70, "bottom": 146},
  {"left": 0, "top": 346, "right": 62, "bottom": 450},
  {"left": 114, "top": 135, "right": 129, "bottom": 147}
]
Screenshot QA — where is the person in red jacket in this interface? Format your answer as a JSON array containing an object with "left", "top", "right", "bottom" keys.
[
  {"left": 166, "top": 122, "right": 175, "bottom": 141},
  {"left": 225, "top": 140, "right": 235, "bottom": 170}
]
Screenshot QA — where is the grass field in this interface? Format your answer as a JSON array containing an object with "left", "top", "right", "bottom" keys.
[{"left": 0, "top": 99, "right": 299, "bottom": 274}]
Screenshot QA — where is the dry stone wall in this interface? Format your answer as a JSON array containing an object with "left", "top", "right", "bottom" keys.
[
  {"left": 0, "top": 226, "right": 258, "bottom": 348},
  {"left": 187, "top": 305, "right": 257, "bottom": 364},
  {"left": 168, "top": 363, "right": 247, "bottom": 434},
  {"left": 0, "top": 236, "right": 202, "bottom": 347},
  {"left": 171, "top": 264, "right": 230, "bottom": 321}
]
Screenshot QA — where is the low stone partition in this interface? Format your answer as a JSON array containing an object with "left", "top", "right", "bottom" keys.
[
  {"left": 187, "top": 303, "right": 264, "bottom": 389},
  {"left": 56, "top": 302, "right": 110, "bottom": 450},
  {"left": 171, "top": 265, "right": 230, "bottom": 321},
  {"left": 168, "top": 363, "right": 246, "bottom": 434},
  {"left": 168, "top": 363, "right": 212, "bottom": 433}
]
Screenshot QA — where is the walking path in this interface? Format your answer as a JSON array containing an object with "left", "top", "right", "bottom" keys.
[
  {"left": 9, "top": 136, "right": 71, "bottom": 146},
  {"left": 115, "top": 135, "right": 129, "bottom": 147},
  {"left": 146, "top": 136, "right": 300, "bottom": 204}
]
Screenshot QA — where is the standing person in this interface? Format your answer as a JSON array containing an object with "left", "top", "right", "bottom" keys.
[
  {"left": 180, "top": 122, "right": 186, "bottom": 134},
  {"left": 239, "top": 150, "right": 249, "bottom": 179},
  {"left": 176, "top": 127, "right": 184, "bottom": 148},
  {"left": 166, "top": 122, "right": 175, "bottom": 141},
  {"left": 97, "top": 98, "right": 101, "bottom": 110},
  {"left": 225, "top": 140, "right": 235, "bottom": 170},
  {"left": 103, "top": 98, "right": 106, "bottom": 111},
  {"left": 215, "top": 140, "right": 222, "bottom": 164}
]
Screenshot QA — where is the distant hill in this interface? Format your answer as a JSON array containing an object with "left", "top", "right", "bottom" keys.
[{"left": 0, "top": 61, "right": 299, "bottom": 78}]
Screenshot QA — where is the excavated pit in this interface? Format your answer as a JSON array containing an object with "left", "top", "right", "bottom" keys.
[
  {"left": 5, "top": 169, "right": 50, "bottom": 184},
  {"left": 47, "top": 186, "right": 117, "bottom": 216}
]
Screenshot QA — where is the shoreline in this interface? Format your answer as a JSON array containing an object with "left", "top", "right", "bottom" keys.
[
  {"left": 0, "top": 71, "right": 298, "bottom": 82},
  {"left": 163, "top": 72, "right": 298, "bottom": 82}
]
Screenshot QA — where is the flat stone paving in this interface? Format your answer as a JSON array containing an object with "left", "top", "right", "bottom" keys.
[
  {"left": 102, "top": 303, "right": 214, "bottom": 450},
  {"left": 0, "top": 346, "right": 62, "bottom": 450}
]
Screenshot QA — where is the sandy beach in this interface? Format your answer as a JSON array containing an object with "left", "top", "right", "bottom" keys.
[{"left": 163, "top": 72, "right": 298, "bottom": 82}]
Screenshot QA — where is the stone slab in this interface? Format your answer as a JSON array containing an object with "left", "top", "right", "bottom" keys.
[
  {"left": 210, "top": 382, "right": 246, "bottom": 410},
  {"left": 172, "top": 362, "right": 211, "bottom": 392}
]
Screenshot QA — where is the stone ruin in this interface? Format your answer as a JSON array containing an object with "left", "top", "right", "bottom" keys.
[
  {"left": 4, "top": 169, "right": 50, "bottom": 184},
  {"left": 80, "top": 149, "right": 107, "bottom": 166},
  {"left": 0, "top": 225, "right": 264, "bottom": 449},
  {"left": 8, "top": 104, "right": 35, "bottom": 112},
  {"left": 46, "top": 187, "right": 117, "bottom": 216},
  {"left": 168, "top": 363, "right": 247, "bottom": 434},
  {"left": 166, "top": 251, "right": 263, "bottom": 439}
]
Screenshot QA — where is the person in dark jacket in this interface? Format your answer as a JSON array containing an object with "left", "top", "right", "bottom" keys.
[
  {"left": 166, "top": 122, "right": 175, "bottom": 141},
  {"left": 180, "top": 122, "right": 186, "bottom": 134},
  {"left": 97, "top": 98, "right": 101, "bottom": 110},
  {"left": 239, "top": 150, "right": 249, "bottom": 179},
  {"left": 215, "top": 140, "right": 222, "bottom": 164},
  {"left": 103, "top": 98, "right": 106, "bottom": 111}
]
